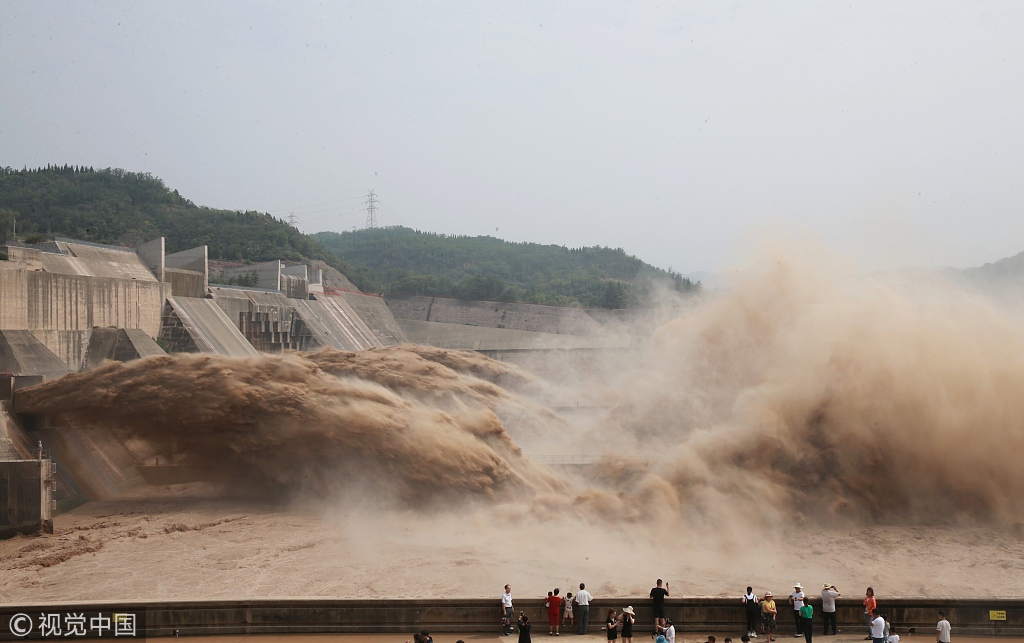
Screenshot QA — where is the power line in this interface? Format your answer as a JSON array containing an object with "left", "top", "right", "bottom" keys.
[
  {"left": 295, "top": 210, "right": 362, "bottom": 227},
  {"left": 374, "top": 199, "right": 401, "bottom": 227},
  {"left": 266, "top": 195, "right": 366, "bottom": 213},
  {"left": 293, "top": 204, "right": 367, "bottom": 219}
]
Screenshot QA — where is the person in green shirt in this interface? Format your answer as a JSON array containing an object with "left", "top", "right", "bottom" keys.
[{"left": 799, "top": 602, "right": 814, "bottom": 643}]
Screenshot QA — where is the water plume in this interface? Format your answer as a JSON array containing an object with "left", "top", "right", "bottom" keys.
[
  {"left": 14, "top": 348, "right": 564, "bottom": 500},
  {"left": 14, "top": 242, "right": 1024, "bottom": 527},
  {"left": 598, "top": 246, "right": 1024, "bottom": 525}
]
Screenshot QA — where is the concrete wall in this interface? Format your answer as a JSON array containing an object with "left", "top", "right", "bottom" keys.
[
  {"left": 292, "top": 296, "right": 381, "bottom": 350},
  {"left": 280, "top": 274, "right": 308, "bottom": 299},
  {"left": 1, "top": 270, "right": 169, "bottom": 368},
  {"left": 0, "top": 331, "right": 73, "bottom": 379},
  {"left": 136, "top": 237, "right": 165, "bottom": 282},
  {"left": 220, "top": 260, "right": 281, "bottom": 291},
  {"left": 0, "top": 269, "right": 29, "bottom": 329},
  {"left": 386, "top": 295, "right": 605, "bottom": 336},
  {"left": 23, "top": 271, "right": 167, "bottom": 336},
  {"left": 84, "top": 328, "right": 166, "bottom": 369},
  {"left": 339, "top": 292, "right": 407, "bottom": 345},
  {"left": 397, "top": 319, "right": 624, "bottom": 351},
  {"left": 209, "top": 288, "right": 305, "bottom": 352},
  {"left": 2, "top": 246, "right": 43, "bottom": 271},
  {"left": 0, "top": 598, "right": 1019, "bottom": 637},
  {"left": 0, "top": 458, "right": 52, "bottom": 538},
  {"left": 310, "top": 259, "right": 358, "bottom": 292},
  {"left": 307, "top": 265, "right": 324, "bottom": 293},
  {"left": 165, "top": 245, "right": 208, "bottom": 274},
  {"left": 46, "top": 239, "right": 159, "bottom": 281},
  {"left": 0, "top": 409, "right": 87, "bottom": 512},
  {"left": 165, "top": 268, "right": 206, "bottom": 298},
  {"left": 162, "top": 297, "right": 260, "bottom": 357},
  {"left": 209, "top": 288, "right": 394, "bottom": 352},
  {"left": 28, "top": 330, "right": 89, "bottom": 370}
]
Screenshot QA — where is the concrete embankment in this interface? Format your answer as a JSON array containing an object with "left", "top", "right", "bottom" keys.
[{"left": 1, "top": 598, "right": 1021, "bottom": 639}]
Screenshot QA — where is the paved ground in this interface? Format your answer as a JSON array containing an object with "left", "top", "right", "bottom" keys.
[{"left": 174, "top": 634, "right": 1022, "bottom": 643}]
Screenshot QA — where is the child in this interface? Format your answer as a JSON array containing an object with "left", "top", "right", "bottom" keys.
[{"left": 562, "top": 592, "right": 575, "bottom": 629}]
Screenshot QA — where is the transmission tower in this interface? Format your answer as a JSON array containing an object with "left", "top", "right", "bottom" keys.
[
  {"left": 365, "top": 190, "right": 377, "bottom": 228},
  {"left": 287, "top": 211, "right": 298, "bottom": 227}
]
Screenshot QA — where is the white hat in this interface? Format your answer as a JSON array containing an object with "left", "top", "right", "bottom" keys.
[
  {"left": 623, "top": 606, "right": 636, "bottom": 616},
  {"left": 794, "top": 583, "right": 803, "bottom": 589}
]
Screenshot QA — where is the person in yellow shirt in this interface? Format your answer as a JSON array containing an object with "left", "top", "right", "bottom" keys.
[{"left": 761, "top": 592, "right": 778, "bottom": 643}]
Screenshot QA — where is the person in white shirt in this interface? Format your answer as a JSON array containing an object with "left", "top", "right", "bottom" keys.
[
  {"left": 659, "top": 618, "right": 675, "bottom": 643},
  {"left": 870, "top": 612, "right": 885, "bottom": 643},
  {"left": 789, "top": 584, "right": 806, "bottom": 638},
  {"left": 887, "top": 625, "right": 899, "bottom": 643},
  {"left": 501, "top": 584, "right": 514, "bottom": 636},
  {"left": 575, "top": 583, "right": 593, "bottom": 635},
  {"left": 936, "top": 611, "right": 951, "bottom": 643},
  {"left": 820, "top": 584, "right": 840, "bottom": 636},
  {"left": 743, "top": 587, "right": 760, "bottom": 638}
]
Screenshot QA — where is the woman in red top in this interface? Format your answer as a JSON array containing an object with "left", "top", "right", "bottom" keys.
[
  {"left": 862, "top": 588, "right": 876, "bottom": 641},
  {"left": 548, "top": 588, "right": 563, "bottom": 636}
]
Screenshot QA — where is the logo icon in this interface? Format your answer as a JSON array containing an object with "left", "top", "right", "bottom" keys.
[{"left": 9, "top": 613, "right": 33, "bottom": 637}]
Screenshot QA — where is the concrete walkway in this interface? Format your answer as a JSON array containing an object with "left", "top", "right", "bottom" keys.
[{"left": 173, "top": 634, "right": 1024, "bottom": 643}]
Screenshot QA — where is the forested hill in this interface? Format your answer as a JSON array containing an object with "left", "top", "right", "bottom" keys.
[
  {"left": 0, "top": 165, "right": 374, "bottom": 283},
  {"left": 315, "top": 227, "right": 699, "bottom": 308},
  {"left": 0, "top": 166, "right": 699, "bottom": 308}
]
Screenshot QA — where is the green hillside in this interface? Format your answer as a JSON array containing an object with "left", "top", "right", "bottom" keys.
[
  {"left": 0, "top": 166, "right": 699, "bottom": 308},
  {"left": 0, "top": 165, "right": 377, "bottom": 285},
  {"left": 315, "top": 227, "right": 699, "bottom": 308}
]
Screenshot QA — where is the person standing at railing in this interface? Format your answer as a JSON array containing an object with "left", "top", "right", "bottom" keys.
[
  {"left": 762, "top": 592, "right": 778, "bottom": 643},
  {"left": 548, "top": 588, "right": 563, "bottom": 636},
  {"left": 650, "top": 580, "right": 669, "bottom": 635},
  {"left": 799, "top": 599, "right": 813, "bottom": 643},
  {"left": 562, "top": 592, "right": 575, "bottom": 630},
  {"left": 789, "top": 584, "right": 806, "bottom": 638},
  {"left": 936, "top": 611, "right": 951, "bottom": 643},
  {"left": 575, "top": 583, "right": 593, "bottom": 635},
  {"left": 862, "top": 589, "right": 876, "bottom": 641},
  {"left": 621, "top": 606, "right": 635, "bottom": 643},
  {"left": 502, "top": 584, "right": 515, "bottom": 636},
  {"left": 743, "top": 586, "right": 760, "bottom": 638},
  {"left": 820, "top": 585, "right": 840, "bottom": 636}
]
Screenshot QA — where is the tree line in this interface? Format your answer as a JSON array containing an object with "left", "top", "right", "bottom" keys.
[
  {"left": 0, "top": 166, "right": 373, "bottom": 284},
  {"left": 315, "top": 227, "right": 700, "bottom": 308},
  {"left": 0, "top": 166, "right": 700, "bottom": 308}
]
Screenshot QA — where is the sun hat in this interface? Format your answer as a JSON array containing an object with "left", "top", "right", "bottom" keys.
[
  {"left": 793, "top": 583, "right": 803, "bottom": 589},
  {"left": 623, "top": 607, "right": 635, "bottom": 616},
  {"left": 822, "top": 583, "right": 831, "bottom": 589}
]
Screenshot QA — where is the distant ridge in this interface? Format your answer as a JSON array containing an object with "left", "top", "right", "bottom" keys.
[
  {"left": 315, "top": 226, "right": 700, "bottom": 308},
  {"left": 0, "top": 165, "right": 376, "bottom": 289},
  {"left": 0, "top": 166, "right": 700, "bottom": 309}
]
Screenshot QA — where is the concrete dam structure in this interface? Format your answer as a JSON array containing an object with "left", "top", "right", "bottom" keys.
[
  {"left": 0, "top": 235, "right": 419, "bottom": 515},
  {"left": 0, "top": 234, "right": 631, "bottom": 526}
]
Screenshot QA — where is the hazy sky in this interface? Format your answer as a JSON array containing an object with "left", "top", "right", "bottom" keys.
[{"left": 3, "top": 1, "right": 1024, "bottom": 273}]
